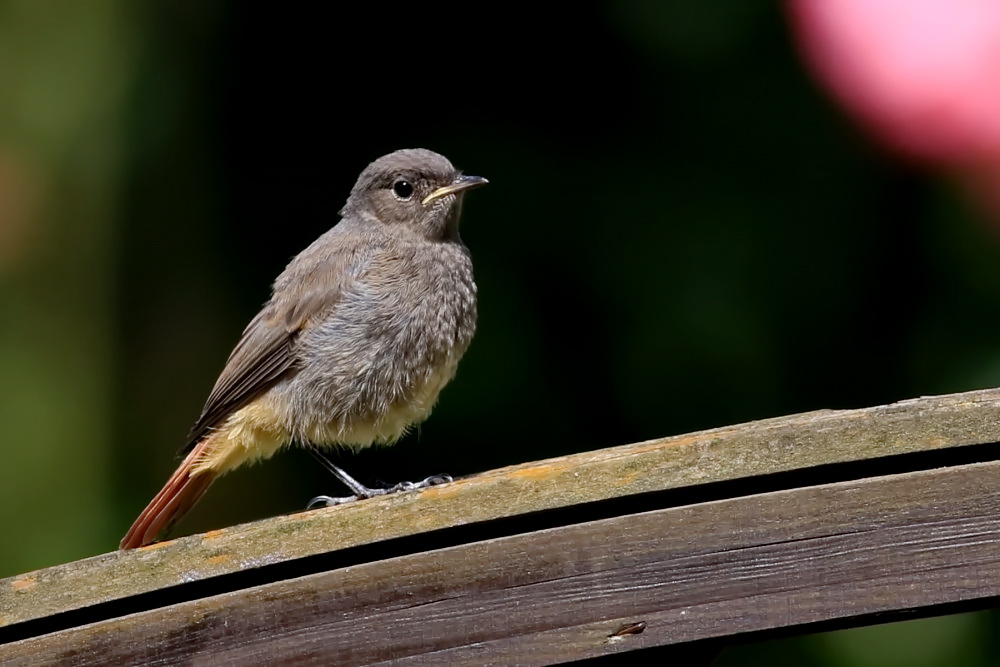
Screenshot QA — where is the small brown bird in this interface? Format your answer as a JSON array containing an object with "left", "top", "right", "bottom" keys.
[{"left": 120, "top": 148, "right": 486, "bottom": 549}]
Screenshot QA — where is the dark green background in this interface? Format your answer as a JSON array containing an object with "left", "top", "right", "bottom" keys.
[{"left": 1, "top": 2, "right": 998, "bottom": 664}]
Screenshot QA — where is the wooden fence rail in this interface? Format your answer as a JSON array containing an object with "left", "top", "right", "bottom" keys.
[{"left": 2, "top": 388, "right": 1000, "bottom": 664}]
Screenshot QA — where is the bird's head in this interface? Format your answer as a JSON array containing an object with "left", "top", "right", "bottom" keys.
[{"left": 343, "top": 148, "right": 487, "bottom": 241}]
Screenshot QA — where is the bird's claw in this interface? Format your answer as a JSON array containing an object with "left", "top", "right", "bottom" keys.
[
  {"left": 423, "top": 473, "right": 453, "bottom": 486},
  {"left": 307, "top": 494, "right": 359, "bottom": 508}
]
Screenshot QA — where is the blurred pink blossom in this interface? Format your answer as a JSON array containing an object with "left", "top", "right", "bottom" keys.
[{"left": 789, "top": 0, "right": 1000, "bottom": 219}]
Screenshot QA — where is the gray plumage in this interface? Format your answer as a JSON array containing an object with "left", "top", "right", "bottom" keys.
[{"left": 188, "top": 148, "right": 481, "bottom": 452}]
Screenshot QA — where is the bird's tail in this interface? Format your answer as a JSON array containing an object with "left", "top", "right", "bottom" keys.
[{"left": 119, "top": 439, "right": 219, "bottom": 549}]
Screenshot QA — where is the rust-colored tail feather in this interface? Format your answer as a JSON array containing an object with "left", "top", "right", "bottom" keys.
[{"left": 120, "top": 440, "right": 218, "bottom": 549}]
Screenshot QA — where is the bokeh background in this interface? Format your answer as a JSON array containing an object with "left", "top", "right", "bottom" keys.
[{"left": 2, "top": 1, "right": 1000, "bottom": 664}]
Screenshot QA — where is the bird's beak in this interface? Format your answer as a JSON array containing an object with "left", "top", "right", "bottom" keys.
[{"left": 422, "top": 174, "right": 489, "bottom": 205}]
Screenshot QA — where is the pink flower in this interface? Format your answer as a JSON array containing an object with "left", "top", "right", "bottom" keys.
[{"left": 789, "top": 0, "right": 1000, "bottom": 218}]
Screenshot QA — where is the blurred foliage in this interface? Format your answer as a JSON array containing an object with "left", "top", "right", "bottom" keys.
[
  {"left": 1, "top": 1, "right": 998, "bottom": 663},
  {"left": 0, "top": 0, "right": 128, "bottom": 577}
]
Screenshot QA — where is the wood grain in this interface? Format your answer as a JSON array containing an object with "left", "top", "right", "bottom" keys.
[
  {"left": 3, "top": 459, "right": 999, "bottom": 665},
  {"left": 3, "top": 388, "right": 1000, "bottom": 633}
]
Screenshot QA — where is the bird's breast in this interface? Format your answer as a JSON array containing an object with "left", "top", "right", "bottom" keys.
[{"left": 280, "top": 245, "right": 476, "bottom": 448}]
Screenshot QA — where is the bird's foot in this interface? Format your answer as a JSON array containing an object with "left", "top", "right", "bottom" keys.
[
  {"left": 307, "top": 494, "right": 359, "bottom": 508},
  {"left": 385, "top": 473, "right": 453, "bottom": 493},
  {"left": 306, "top": 474, "right": 452, "bottom": 509}
]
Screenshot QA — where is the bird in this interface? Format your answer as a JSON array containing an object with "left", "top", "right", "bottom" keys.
[{"left": 120, "top": 148, "right": 487, "bottom": 549}]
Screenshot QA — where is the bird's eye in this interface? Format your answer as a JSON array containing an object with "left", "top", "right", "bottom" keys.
[{"left": 392, "top": 180, "right": 414, "bottom": 200}]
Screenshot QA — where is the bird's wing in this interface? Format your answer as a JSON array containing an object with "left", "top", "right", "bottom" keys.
[{"left": 183, "top": 269, "right": 349, "bottom": 452}]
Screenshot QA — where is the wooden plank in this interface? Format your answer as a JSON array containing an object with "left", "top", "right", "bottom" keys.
[
  {"left": 3, "top": 388, "right": 1000, "bottom": 631},
  {"left": 3, "top": 460, "right": 999, "bottom": 665}
]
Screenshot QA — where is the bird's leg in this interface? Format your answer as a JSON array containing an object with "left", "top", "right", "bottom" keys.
[
  {"left": 306, "top": 447, "right": 376, "bottom": 507},
  {"left": 306, "top": 447, "right": 452, "bottom": 509}
]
